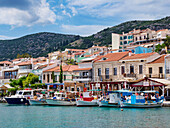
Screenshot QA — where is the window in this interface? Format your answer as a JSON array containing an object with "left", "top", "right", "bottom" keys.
[
  {"left": 47, "top": 74, "right": 49, "bottom": 83},
  {"left": 51, "top": 74, "right": 53, "bottom": 80},
  {"left": 43, "top": 74, "right": 45, "bottom": 80},
  {"left": 136, "top": 37, "right": 138, "bottom": 41},
  {"left": 71, "top": 88, "right": 74, "bottom": 91},
  {"left": 124, "top": 41, "right": 127, "bottom": 44},
  {"left": 98, "top": 68, "right": 101, "bottom": 76},
  {"left": 105, "top": 68, "right": 109, "bottom": 79},
  {"left": 139, "top": 65, "right": 143, "bottom": 74},
  {"left": 55, "top": 76, "right": 57, "bottom": 81},
  {"left": 121, "top": 66, "right": 125, "bottom": 75},
  {"left": 83, "top": 72, "right": 88, "bottom": 76},
  {"left": 124, "top": 36, "right": 127, "bottom": 39},
  {"left": 149, "top": 68, "right": 152, "bottom": 74},
  {"left": 159, "top": 67, "right": 163, "bottom": 74},
  {"left": 120, "top": 36, "right": 123, "bottom": 40},
  {"left": 113, "top": 67, "right": 117, "bottom": 75},
  {"left": 130, "top": 66, "right": 134, "bottom": 74},
  {"left": 64, "top": 75, "right": 66, "bottom": 80},
  {"left": 120, "top": 41, "right": 123, "bottom": 45}
]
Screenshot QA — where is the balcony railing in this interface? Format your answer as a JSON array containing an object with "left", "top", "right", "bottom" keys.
[
  {"left": 18, "top": 69, "right": 32, "bottom": 74},
  {"left": 124, "top": 74, "right": 136, "bottom": 78},
  {"left": 73, "top": 76, "right": 92, "bottom": 79},
  {"left": 146, "top": 74, "right": 164, "bottom": 79},
  {"left": 97, "top": 75, "right": 113, "bottom": 81},
  {"left": 73, "top": 76, "right": 92, "bottom": 82}
]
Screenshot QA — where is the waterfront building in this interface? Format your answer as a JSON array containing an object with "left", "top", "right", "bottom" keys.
[
  {"left": 93, "top": 52, "right": 129, "bottom": 82},
  {"left": 119, "top": 52, "right": 159, "bottom": 81},
  {"left": 73, "top": 58, "right": 93, "bottom": 89},
  {"left": 43, "top": 65, "right": 78, "bottom": 84},
  {"left": 146, "top": 54, "right": 167, "bottom": 79},
  {"left": 112, "top": 28, "right": 170, "bottom": 50}
]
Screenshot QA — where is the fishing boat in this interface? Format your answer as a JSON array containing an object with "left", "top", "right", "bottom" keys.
[
  {"left": 121, "top": 91, "right": 164, "bottom": 108},
  {"left": 29, "top": 99, "right": 47, "bottom": 105},
  {"left": 99, "top": 90, "right": 133, "bottom": 107},
  {"left": 46, "top": 92, "right": 76, "bottom": 106},
  {"left": 5, "top": 89, "right": 34, "bottom": 105},
  {"left": 76, "top": 92, "right": 98, "bottom": 107},
  {"left": 29, "top": 89, "right": 48, "bottom": 105}
]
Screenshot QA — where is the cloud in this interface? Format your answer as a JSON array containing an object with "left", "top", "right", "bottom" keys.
[
  {"left": 62, "top": 10, "right": 71, "bottom": 17},
  {"left": 66, "top": 0, "right": 170, "bottom": 20},
  {"left": 0, "top": 35, "right": 16, "bottom": 40},
  {"left": 0, "top": 0, "right": 57, "bottom": 27},
  {"left": 61, "top": 24, "right": 108, "bottom": 36}
]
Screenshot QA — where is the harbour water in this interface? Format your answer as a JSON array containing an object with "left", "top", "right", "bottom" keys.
[{"left": 0, "top": 104, "right": 170, "bottom": 128}]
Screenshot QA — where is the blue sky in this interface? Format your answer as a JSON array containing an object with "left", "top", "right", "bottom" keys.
[{"left": 0, "top": 0, "right": 169, "bottom": 39}]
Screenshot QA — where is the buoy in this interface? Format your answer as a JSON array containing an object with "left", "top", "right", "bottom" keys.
[
  {"left": 121, "top": 109, "right": 123, "bottom": 111},
  {"left": 25, "top": 103, "right": 28, "bottom": 105}
]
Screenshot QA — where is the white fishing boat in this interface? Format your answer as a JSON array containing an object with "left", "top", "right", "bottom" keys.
[
  {"left": 76, "top": 92, "right": 98, "bottom": 107},
  {"left": 46, "top": 92, "right": 76, "bottom": 106},
  {"left": 29, "top": 99, "right": 47, "bottom": 105},
  {"left": 99, "top": 93, "right": 120, "bottom": 107}
]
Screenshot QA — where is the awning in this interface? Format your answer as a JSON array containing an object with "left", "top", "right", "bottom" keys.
[
  {"left": 149, "top": 78, "right": 170, "bottom": 86},
  {"left": 130, "top": 78, "right": 169, "bottom": 87}
]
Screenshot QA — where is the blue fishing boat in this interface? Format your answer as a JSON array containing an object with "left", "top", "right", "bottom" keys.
[{"left": 121, "top": 91, "right": 164, "bottom": 108}]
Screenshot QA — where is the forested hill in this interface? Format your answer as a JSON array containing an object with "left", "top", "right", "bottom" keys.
[
  {"left": 0, "top": 16, "right": 170, "bottom": 61},
  {"left": 0, "top": 32, "right": 81, "bottom": 61}
]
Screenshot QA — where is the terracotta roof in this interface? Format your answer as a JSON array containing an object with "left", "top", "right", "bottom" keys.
[
  {"left": 17, "top": 61, "right": 32, "bottom": 66},
  {"left": 67, "top": 49, "right": 84, "bottom": 52},
  {"left": 157, "top": 29, "right": 168, "bottom": 32},
  {"left": 94, "top": 52, "right": 129, "bottom": 63},
  {"left": 121, "top": 52, "right": 156, "bottom": 60},
  {"left": 38, "top": 64, "right": 54, "bottom": 69},
  {"left": 74, "top": 52, "right": 84, "bottom": 55},
  {"left": 111, "top": 49, "right": 119, "bottom": 51},
  {"left": 84, "top": 55, "right": 92, "bottom": 57},
  {"left": 73, "top": 68, "right": 92, "bottom": 71},
  {"left": 0, "top": 61, "right": 12, "bottom": 65},
  {"left": 44, "top": 65, "right": 78, "bottom": 72},
  {"left": 147, "top": 55, "right": 166, "bottom": 64}
]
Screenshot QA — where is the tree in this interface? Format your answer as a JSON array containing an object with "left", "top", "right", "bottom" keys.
[
  {"left": 52, "top": 71, "right": 55, "bottom": 83},
  {"left": 155, "top": 36, "right": 170, "bottom": 53},
  {"left": 22, "top": 73, "right": 39, "bottom": 87},
  {"left": 9, "top": 76, "right": 26, "bottom": 88},
  {"left": 59, "top": 64, "right": 63, "bottom": 83},
  {"left": 17, "top": 53, "right": 32, "bottom": 58},
  {"left": 155, "top": 44, "right": 166, "bottom": 53}
]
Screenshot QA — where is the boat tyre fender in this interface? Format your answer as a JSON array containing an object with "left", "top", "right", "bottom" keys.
[
  {"left": 156, "top": 94, "right": 159, "bottom": 98},
  {"left": 89, "top": 92, "right": 92, "bottom": 97}
]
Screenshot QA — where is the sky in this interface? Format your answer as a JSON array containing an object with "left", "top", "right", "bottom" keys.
[{"left": 0, "top": 0, "right": 169, "bottom": 39}]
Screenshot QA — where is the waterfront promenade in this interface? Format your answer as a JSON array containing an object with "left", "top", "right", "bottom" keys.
[{"left": 0, "top": 103, "right": 170, "bottom": 128}]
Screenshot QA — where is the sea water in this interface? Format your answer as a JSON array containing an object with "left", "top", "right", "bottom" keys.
[{"left": 0, "top": 103, "right": 169, "bottom": 128}]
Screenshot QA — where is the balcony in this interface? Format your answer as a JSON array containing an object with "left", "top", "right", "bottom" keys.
[
  {"left": 97, "top": 75, "right": 113, "bottom": 82},
  {"left": 18, "top": 69, "right": 32, "bottom": 74},
  {"left": 146, "top": 74, "right": 164, "bottom": 79},
  {"left": 124, "top": 73, "right": 136, "bottom": 78},
  {"left": 73, "top": 76, "right": 92, "bottom": 82}
]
